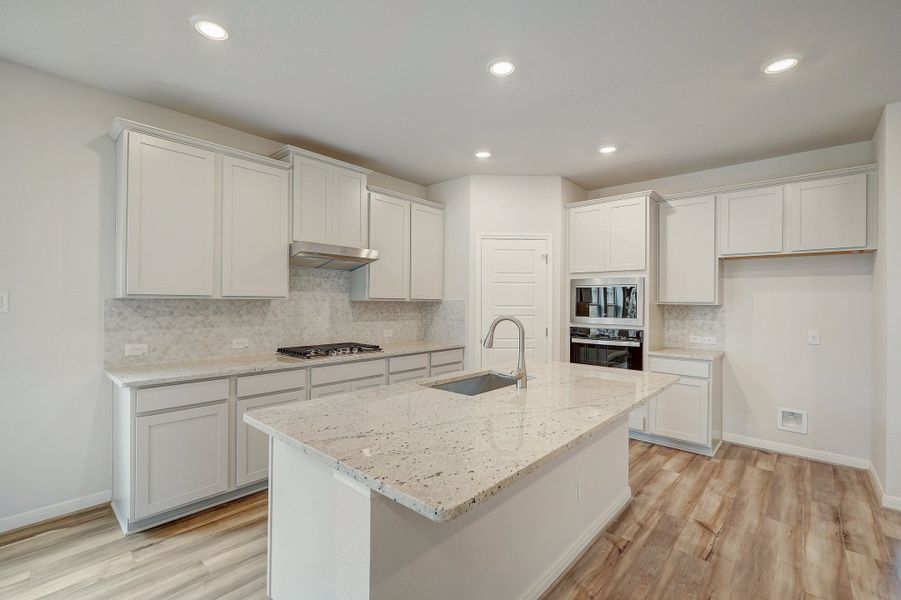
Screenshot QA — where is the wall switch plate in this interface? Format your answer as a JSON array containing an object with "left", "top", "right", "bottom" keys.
[
  {"left": 232, "top": 338, "right": 249, "bottom": 349},
  {"left": 383, "top": 329, "right": 394, "bottom": 338},
  {"left": 807, "top": 329, "right": 821, "bottom": 345},
  {"left": 125, "top": 343, "right": 148, "bottom": 357},
  {"left": 0, "top": 291, "right": 7, "bottom": 313},
  {"left": 701, "top": 336, "right": 717, "bottom": 345}
]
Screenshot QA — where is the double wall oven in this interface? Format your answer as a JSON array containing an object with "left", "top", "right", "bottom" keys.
[{"left": 570, "top": 277, "right": 644, "bottom": 371}]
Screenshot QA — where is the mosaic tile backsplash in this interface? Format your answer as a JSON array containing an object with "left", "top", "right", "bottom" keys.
[
  {"left": 105, "top": 268, "right": 466, "bottom": 366},
  {"left": 663, "top": 305, "right": 725, "bottom": 350}
]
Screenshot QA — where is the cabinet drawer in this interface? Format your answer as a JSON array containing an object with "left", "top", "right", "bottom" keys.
[
  {"left": 648, "top": 357, "right": 709, "bottom": 379},
  {"left": 311, "top": 358, "right": 386, "bottom": 386},
  {"left": 430, "top": 362, "right": 463, "bottom": 377},
  {"left": 389, "top": 353, "right": 429, "bottom": 374},
  {"left": 431, "top": 348, "right": 464, "bottom": 367},
  {"left": 237, "top": 369, "right": 307, "bottom": 398},
  {"left": 136, "top": 379, "right": 229, "bottom": 414},
  {"left": 389, "top": 368, "right": 429, "bottom": 384}
]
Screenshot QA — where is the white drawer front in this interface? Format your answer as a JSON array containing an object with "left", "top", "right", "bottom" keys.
[
  {"left": 311, "top": 358, "right": 386, "bottom": 386},
  {"left": 389, "top": 353, "right": 429, "bottom": 374},
  {"left": 431, "top": 348, "right": 464, "bottom": 367},
  {"left": 389, "top": 368, "right": 429, "bottom": 384},
  {"left": 648, "top": 356, "right": 710, "bottom": 379},
  {"left": 136, "top": 378, "right": 229, "bottom": 414},
  {"left": 237, "top": 369, "right": 307, "bottom": 398},
  {"left": 430, "top": 362, "right": 463, "bottom": 377}
]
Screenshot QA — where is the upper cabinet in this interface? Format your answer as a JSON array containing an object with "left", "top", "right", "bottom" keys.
[
  {"left": 718, "top": 186, "right": 784, "bottom": 256},
  {"left": 350, "top": 187, "right": 444, "bottom": 301},
  {"left": 272, "top": 147, "right": 371, "bottom": 248},
  {"left": 111, "top": 119, "right": 291, "bottom": 299},
  {"left": 786, "top": 174, "right": 867, "bottom": 252},
  {"left": 659, "top": 195, "right": 721, "bottom": 305},
  {"left": 567, "top": 194, "right": 649, "bottom": 274}
]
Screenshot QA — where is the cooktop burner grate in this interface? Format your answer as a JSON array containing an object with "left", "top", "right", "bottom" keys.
[{"left": 277, "top": 342, "right": 382, "bottom": 359}]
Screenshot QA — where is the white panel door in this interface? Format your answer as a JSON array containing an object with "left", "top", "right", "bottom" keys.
[
  {"left": 293, "top": 156, "right": 331, "bottom": 243},
  {"left": 236, "top": 390, "right": 304, "bottom": 486},
  {"left": 221, "top": 157, "right": 290, "bottom": 298},
  {"left": 134, "top": 403, "right": 229, "bottom": 519},
  {"left": 650, "top": 377, "right": 709, "bottom": 445},
  {"left": 368, "top": 194, "right": 410, "bottom": 299},
  {"left": 568, "top": 204, "right": 605, "bottom": 273},
  {"left": 659, "top": 195, "right": 718, "bottom": 304},
  {"left": 605, "top": 196, "right": 646, "bottom": 271},
  {"left": 479, "top": 238, "right": 549, "bottom": 368},
  {"left": 331, "top": 167, "right": 368, "bottom": 248},
  {"left": 410, "top": 204, "right": 444, "bottom": 300},
  {"left": 718, "top": 186, "right": 784, "bottom": 256},
  {"left": 125, "top": 133, "right": 216, "bottom": 296},
  {"left": 787, "top": 174, "right": 867, "bottom": 251}
]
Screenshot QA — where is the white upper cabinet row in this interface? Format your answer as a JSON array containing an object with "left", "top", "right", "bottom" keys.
[
  {"left": 272, "top": 146, "right": 372, "bottom": 248},
  {"left": 350, "top": 188, "right": 444, "bottom": 301},
  {"left": 658, "top": 169, "right": 873, "bottom": 304},
  {"left": 567, "top": 194, "right": 648, "bottom": 274},
  {"left": 111, "top": 119, "right": 291, "bottom": 299}
]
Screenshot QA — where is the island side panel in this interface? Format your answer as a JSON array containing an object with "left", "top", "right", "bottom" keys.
[{"left": 369, "top": 416, "right": 631, "bottom": 600}]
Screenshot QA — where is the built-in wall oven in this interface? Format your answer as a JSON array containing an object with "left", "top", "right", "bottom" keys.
[
  {"left": 570, "top": 277, "right": 644, "bottom": 328},
  {"left": 570, "top": 328, "right": 643, "bottom": 371}
]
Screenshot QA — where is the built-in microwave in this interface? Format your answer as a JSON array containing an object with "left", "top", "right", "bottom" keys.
[{"left": 570, "top": 277, "right": 644, "bottom": 327}]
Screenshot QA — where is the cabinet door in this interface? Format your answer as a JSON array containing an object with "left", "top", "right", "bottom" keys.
[
  {"left": 650, "top": 377, "right": 709, "bottom": 445},
  {"left": 568, "top": 204, "right": 605, "bottom": 273},
  {"left": 787, "top": 174, "right": 867, "bottom": 252},
  {"left": 368, "top": 194, "right": 410, "bottom": 299},
  {"left": 605, "top": 197, "right": 646, "bottom": 271},
  {"left": 125, "top": 133, "right": 217, "bottom": 296},
  {"left": 310, "top": 381, "right": 354, "bottom": 399},
  {"left": 659, "top": 195, "right": 718, "bottom": 304},
  {"left": 221, "top": 157, "right": 290, "bottom": 298},
  {"left": 134, "top": 403, "right": 228, "bottom": 519},
  {"left": 410, "top": 204, "right": 444, "bottom": 300},
  {"left": 236, "top": 390, "right": 303, "bottom": 486},
  {"left": 332, "top": 167, "right": 368, "bottom": 248},
  {"left": 718, "top": 186, "right": 784, "bottom": 256},
  {"left": 292, "top": 156, "right": 331, "bottom": 243},
  {"left": 628, "top": 404, "right": 648, "bottom": 432}
]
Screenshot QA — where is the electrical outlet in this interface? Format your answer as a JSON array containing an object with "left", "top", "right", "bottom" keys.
[
  {"left": 701, "top": 336, "right": 717, "bottom": 345},
  {"left": 577, "top": 475, "right": 584, "bottom": 502},
  {"left": 232, "top": 338, "right": 249, "bottom": 349},
  {"left": 125, "top": 343, "right": 148, "bottom": 357},
  {"left": 687, "top": 335, "right": 701, "bottom": 343},
  {"left": 383, "top": 329, "right": 394, "bottom": 338},
  {"left": 807, "top": 329, "right": 821, "bottom": 345},
  {"left": 0, "top": 291, "right": 7, "bottom": 313}
]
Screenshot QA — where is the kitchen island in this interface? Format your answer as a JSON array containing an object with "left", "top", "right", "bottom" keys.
[{"left": 244, "top": 360, "right": 678, "bottom": 600}]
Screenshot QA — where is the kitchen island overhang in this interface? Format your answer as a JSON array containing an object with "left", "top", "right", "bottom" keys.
[{"left": 245, "top": 361, "right": 678, "bottom": 600}]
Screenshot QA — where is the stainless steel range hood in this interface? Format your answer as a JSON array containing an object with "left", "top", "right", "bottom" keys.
[{"left": 288, "top": 241, "right": 378, "bottom": 271}]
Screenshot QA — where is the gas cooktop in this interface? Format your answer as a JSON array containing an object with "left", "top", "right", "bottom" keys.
[{"left": 277, "top": 342, "right": 382, "bottom": 360}]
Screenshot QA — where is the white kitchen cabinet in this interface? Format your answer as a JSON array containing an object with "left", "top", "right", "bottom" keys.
[
  {"left": 658, "top": 195, "right": 721, "bottom": 304},
  {"left": 367, "top": 193, "right": 410, "bottom": 299},
  {"left": 310, "top": 375, "right": 386, "bottom": 399},
  {"left": 410, "top": 203, "right": 445, "bottom": 300},
  {"left": 236, "top": 390, "right": 304, "bottom": 486},
  {"left": 134, "top": 402, "right": 229, "bottom": 519},
  {"left": 273, "top": 146, "right": 371, "bottom": 247},
  {"left": 628, "top": 404, "right": 648, "bottom": 432},
  {"left": 649, "top": 377, "right": 709, "bottom": 445},
  {"left": 718, "top": 186, "right": 784, "bottom": 256},
  {"left": 787, "top": 173, "right": 867, "bottom": 252},
  {"left": 567, "top": 194, "right": 648, "bottom": 274},
  {"left": 221, "top": 157, "right": 290, "bottom": 298}
]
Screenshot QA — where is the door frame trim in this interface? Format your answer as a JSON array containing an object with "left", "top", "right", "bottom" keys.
[{"left": 473, "top": 233, "right": 556, "bottom": 368}]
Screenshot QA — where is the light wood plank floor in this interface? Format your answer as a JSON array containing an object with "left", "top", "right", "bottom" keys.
[{"left": 1, "top": 442, "right": 899, "bottom": 599}]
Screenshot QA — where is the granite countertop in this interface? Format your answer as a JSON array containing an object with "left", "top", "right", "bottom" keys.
[
  {"left": 104, "top": 340, "right": 464, "bottom": 387},
  {"left": 647, "top": 347, "right": 724, "bottom": 361},
  {"left": 244, "top": 361, "right": 678, "bottom": 522}
]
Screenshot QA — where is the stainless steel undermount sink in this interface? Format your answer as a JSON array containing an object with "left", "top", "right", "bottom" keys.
[{"left": 426, "top": 372, "right": 519, "bottom": 396}]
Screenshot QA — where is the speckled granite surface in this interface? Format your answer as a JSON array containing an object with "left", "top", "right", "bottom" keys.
[
  {"left": 105, "top": 341, "right": 464, "bottom": 387},
  {"left": 244, "top": 361, "right": 678, "bottom": 522},
  {"left": 648, "top": 347, "right": 724, "bottom": 360}
]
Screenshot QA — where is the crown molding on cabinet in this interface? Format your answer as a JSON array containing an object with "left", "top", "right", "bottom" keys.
[
  {"left": 272, "top": 145, "right": 372, "bottom": 175},
  {"left": 566, "top": 189, "right": 663, "bottom": 209},
  {"left": 108, "top": 118, "right": 291, "bottom": 170},
  {"left": 367, "top": 185, "right": 444, "bottom": 210}
]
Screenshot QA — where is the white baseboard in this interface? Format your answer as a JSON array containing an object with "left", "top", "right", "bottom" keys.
[
  {"left": 519, "top": 486, "right": 632, "bottom": 600},
  {"left": 867, "top": 463, "right": 901, "bottom": 512},
  {"left": 0, "top": 490, "right": 111, "bottom": 534},
  {"left": 722, "top": 432, "right": 870, "bottom": 469}
]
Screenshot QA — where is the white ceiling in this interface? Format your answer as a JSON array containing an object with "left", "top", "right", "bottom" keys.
[{"left": 1, "top": 1, "right": 900, "bottom": 189}]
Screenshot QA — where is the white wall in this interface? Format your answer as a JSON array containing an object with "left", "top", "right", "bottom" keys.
[{"left": 0, "top": 58, "right": 425, "bottom": 529}]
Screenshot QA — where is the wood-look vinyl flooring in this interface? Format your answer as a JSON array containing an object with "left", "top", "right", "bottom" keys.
[{"left": 1, "top": 442, "right": 899, "bottom": 599}]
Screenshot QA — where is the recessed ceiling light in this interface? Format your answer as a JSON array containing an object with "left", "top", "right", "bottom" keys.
[
  {"left": 488, "top": 60, "right": 515, "bottom": 77},
  {"left": 475, "top": 150, "right": 492, "bottom": 159},
  {"left": 192, "top": 17, "right": 229, "bottom": 41},
  {"left": 763, "top": 56, "right": 799, "bottom": 74},
  {"left": 599, "top": 146, "right": 618, "bottom": 154}
]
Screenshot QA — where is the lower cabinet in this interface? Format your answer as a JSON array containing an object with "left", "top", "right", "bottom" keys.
[
  {"left": 134, "top": 402, "right": 229, "bottom": 519},
  {"left": 649, "top": 377, "right": 709, "bottom": 445},
  {"left": 236, "top": 390, "right": 304, "bottom": 486},
  {"left": 310, "top": 375, "right": 386, "bottom": 398},
  {"left": 429, "top": 348, "right": 464, "bottom": 377}
]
